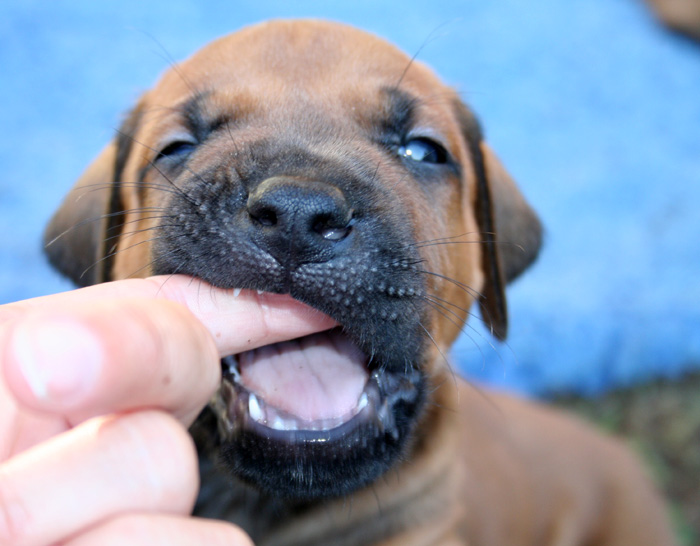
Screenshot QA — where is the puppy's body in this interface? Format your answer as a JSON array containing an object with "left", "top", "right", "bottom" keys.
[
  {"left": 194, "top": 385, "right": 672, "bottom": 546},
  {"left": 45, "top": 20, "right": 677, "bottom": 545}
]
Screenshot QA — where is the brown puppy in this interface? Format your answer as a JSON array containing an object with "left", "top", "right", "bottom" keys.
[
  {"left": 645, "top": 0, "right": 700, "bottom": 40},
  {"left": 44, "top": 20, "right": 677, "bottom": 546}
]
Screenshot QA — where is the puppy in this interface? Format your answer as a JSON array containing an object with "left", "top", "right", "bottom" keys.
[
  {"left": 45, "top": 19, "right": 678, "bottom": 546},
  {"left": 645, "top": 0, "right": 700, "bottom": 40}
]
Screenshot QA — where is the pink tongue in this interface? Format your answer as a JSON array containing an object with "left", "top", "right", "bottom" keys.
[{"left": 238, "top": 330, "right": 368, "bottom": 421}]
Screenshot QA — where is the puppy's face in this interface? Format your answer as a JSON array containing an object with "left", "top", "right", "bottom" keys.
[{"left": 46, "top": 20, "right": 540, "bottom": 501}]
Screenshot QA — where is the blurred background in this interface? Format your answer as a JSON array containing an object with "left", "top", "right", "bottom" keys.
[{"left": 1, "top": 0, "right": 698, "bottom": 541}]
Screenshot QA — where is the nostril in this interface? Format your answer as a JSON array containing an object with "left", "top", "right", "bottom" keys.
[
  {"left": 318, "top": 224, "right": 351, "bottom": 241},
  {"left": 248, "top": 196, "right": 279, "bottom": 226},
  {"left": 253, "top": 208, "right": 277, "bottom": 227},
  {"left": 313, "top": 215, "right": 353, "bottom": 242}
]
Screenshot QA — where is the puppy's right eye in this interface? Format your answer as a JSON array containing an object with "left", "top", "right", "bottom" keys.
[
  {"left": 398, "top": 138, "right": 448, "bottom": 165},
  {"left": 155, "top": 140, "right": 196, "bottom": 162}
]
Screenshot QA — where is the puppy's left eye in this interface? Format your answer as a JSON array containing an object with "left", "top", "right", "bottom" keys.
[{"left": 398, "top": 138, "right": 448, "bottom": 164}]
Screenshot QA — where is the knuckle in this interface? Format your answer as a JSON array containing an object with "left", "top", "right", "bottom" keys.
[
  {"left": 130, "top": 298, "right": 218, "bottom": 380},
  {"left": 161, "top": 300, "right": 219, "bottom": 361},
  {"left": 118, "top": 305, "right": 164, "bottom": 366}
]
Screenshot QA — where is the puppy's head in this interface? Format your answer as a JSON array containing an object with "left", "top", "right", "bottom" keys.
[{"left": 45, "top": 20, "right": 541, "bottom": 501}]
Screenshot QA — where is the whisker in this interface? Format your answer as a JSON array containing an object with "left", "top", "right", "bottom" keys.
[
  {"left": 421, "top": 295, "right": 500, "bottom": 362},
  {"left": 416, "top": 320, "right": 458, "bottom": 390},
  {"left": 120, "top": 236, "right": 199, "bottom": 282},
  {"left": 76, "top": 181, "right": 185, "bottom": 198},
  {"left": 155, "top": 271, "right": 183, "bottom": 297},
  {"left": 80, "top": 233, "right": 169, "bottom": 280},
  {"left": 149, "top": 252, "right": 208, "bottom": 298},
  {"left": 416, "top": 269, "right": 483, "bottom": 300},
  {"left": 421, "top": 294, "right": 478, "bottom": 330},
  {"left": 417, "top": 239, "right": 525, "bottom": 253},
  {"left": 131, "top": 29, "right": 199, "bottom": 98},
  {"left": 413, "top": 230, "right": 525, "bottom": 253},
  {"left": 417, "top": 270, "right": 511, "bottom": 338},
  {"left": 144, "top": 156, "right": 201, "bottom": 208},
  {"left": 112, "top": 127, "right": 212, "bottom": 208},
  {"left": 424, "top": 292, "right": 479, "bottom": 320},
  {"left": 126, "top": 252, "right": 180, "bottom": 283},
  {"left": 412, "top": 231, "right": 479, "bottom": 247},
  {"left": 393, "top": 20, "right": 454, "bottom": 89},
  {"left": 44, "top": 206, "right": 167, "bottom": 247},
  {"left": 418, "top": 309, "right": 506, "bottom": 416},
  {"left": 420, "top": 297, "right": 478, "bottom": 353},
  {"left": 114, "top": 222, "right": 183, "bottom": 244},
  {"left": 101, "top": 214, "right": 179, "bottom": 240}
]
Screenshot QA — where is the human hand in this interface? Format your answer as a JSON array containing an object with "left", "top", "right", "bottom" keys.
[{"left": 0, "top": 275, "right": 335, "bottom": 545}]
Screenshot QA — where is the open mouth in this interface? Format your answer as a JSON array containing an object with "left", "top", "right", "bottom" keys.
[
  {"left": 214, "top": 327, "right": 421, "bottom": 443},
  {"left": 200, "top": 289, "right": 426, "bottom": 500}
]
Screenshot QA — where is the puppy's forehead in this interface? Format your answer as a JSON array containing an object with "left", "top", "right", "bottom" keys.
[{"left": 150, "top": 20, "right": 449, "bottom": 110}]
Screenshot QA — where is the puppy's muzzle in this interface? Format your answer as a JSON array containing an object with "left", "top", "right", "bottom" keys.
[{"left": 246, "top": 177, "right": 353, "bottom": 268}]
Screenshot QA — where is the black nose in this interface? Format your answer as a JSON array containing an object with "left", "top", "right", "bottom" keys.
[{"left": 246, "top": 177, "right": 353, "bottom": 267}]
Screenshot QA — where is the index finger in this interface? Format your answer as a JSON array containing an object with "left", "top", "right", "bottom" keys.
[
  {"left": 2, "top": 275, "right": 336, "bottom": 357},
  {"left": 1, "top": 276, "right": 335, "bottom": 425}
]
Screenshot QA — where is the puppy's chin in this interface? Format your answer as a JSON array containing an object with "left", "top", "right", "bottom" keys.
[{"left": 208, "top": 323, "right": 426, "bottom": 501}]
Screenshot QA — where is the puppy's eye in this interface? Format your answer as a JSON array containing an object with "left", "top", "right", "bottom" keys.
[
  {"left": 398, "top": 138, "right": 448, "bottom": 164},
  {"left": 155, "top": 140, "right": 196, "bottom": 162}
]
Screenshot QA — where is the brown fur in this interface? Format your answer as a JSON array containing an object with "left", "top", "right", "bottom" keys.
[
  {"left": 45, "top": 20, "right": 677, "bottom": 545},
  {"left": 645, "top": 0, "right": 700, "bottom": 40}
]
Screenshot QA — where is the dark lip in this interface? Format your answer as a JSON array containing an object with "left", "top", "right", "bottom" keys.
[
  {"left": 212, "top": 332, "right": 423, "bottom": 446},
  {"left": 209, "top": 328, "right": 427, "bottom": 500}
]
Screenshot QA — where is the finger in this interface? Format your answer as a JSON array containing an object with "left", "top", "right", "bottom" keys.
[
  {"left": 0, "top": 411, "right": 198, "bottom": 546},
  {"left": 64, "top": 514, "right": 253, "bottom": 546},
  {"left": 2, "top": 275, "right": 337, "bottom": 356},
  {"left": 2, "top": 297, "right": 219, "bottom": 426},
  {"left": 2, "top": 276, "right": 336, "bottom": 425},
  {"left": 0, "top": 360, "right": 67, "bottom": 460},
  {"left": 154, "top": 276, "right": 338, "bottom": 357}
]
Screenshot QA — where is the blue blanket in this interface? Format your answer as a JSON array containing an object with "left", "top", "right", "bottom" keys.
[{"left": 1, "top": 0, "right": 698, "bottom": 397}]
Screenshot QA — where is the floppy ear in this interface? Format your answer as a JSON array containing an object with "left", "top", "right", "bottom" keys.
[
  {"left": 455, "top": 101, "right": 542, "bottom": 340},
  {"left": 480, "top": 143, "right": 543, "bottom": 284},
  {"left": 44, "top": 105, "right": 143, "bottom": 286}
]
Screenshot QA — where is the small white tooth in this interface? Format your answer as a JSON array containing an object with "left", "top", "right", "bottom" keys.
[
  {"left": 257, "top": 289, "right": 264, "bottom": 295},
  {"left": 357, "top": 392, "right": 369, "bottom": 411},
  {"left": 233, "top": 288, "right": 242, "bottom": 297},
  {"left": 285, "top": 419, "right": 298, "bottom": 431},
  {"left": 248, "top": 394, "right": 263, "bottom": 422},
  {"left": 230, "top": 364, "right": 241, "bottom": 383},
  {"left": 324, "top": 418, "right": 341, "bottom": 431},
  {"left": 271, "top": 415, "right": 285, "bottom": 430}
]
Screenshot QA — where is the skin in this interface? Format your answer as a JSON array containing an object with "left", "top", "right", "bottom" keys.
[{"left": 0, "top": 274, "right": 335, "bottom": 546}]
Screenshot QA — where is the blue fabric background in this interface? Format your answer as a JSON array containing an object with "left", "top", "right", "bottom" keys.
[{"left": 1, "top": 0, "right": 698, "bottom": 397}]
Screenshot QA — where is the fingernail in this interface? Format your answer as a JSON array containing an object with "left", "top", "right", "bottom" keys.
[{"left": 9, "top": 318, "right": 102, "bottom": 404}]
